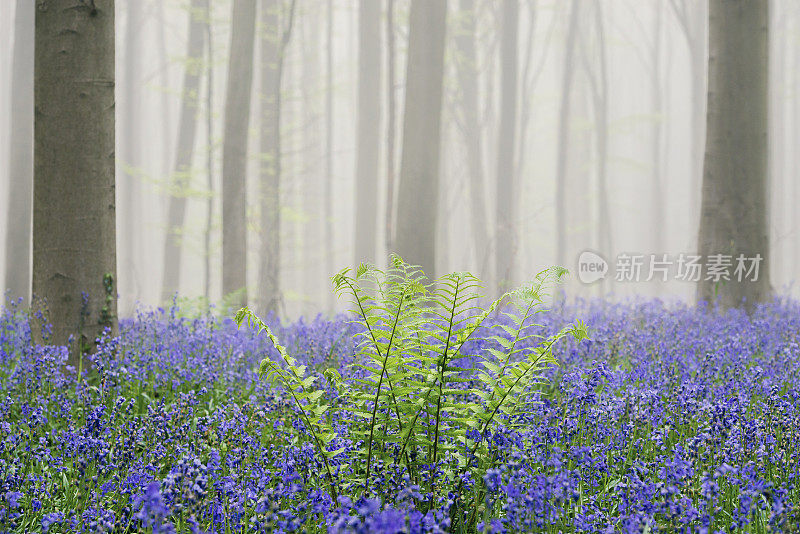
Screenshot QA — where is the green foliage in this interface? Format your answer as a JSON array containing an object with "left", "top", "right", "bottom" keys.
[{"left": 235, "top": 255, "right": 588, "bottom": 529}]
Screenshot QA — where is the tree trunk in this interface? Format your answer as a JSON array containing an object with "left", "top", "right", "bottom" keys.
[
  {"left": 324, "top": 0, "right": 334, "bottom": 310},
  {"left": 454, "top": 0, "right": 490, "bottom": 281},
  {"left": 258, "top": 0, "right": 296, "bottom": 316},
  {"left": 495, "top": 0, "right": 519, "bottom": 291},
  {"left": 354, "top": 0, "right": 381, "bottom": 265},
  {"left": 555, "top": 0, "right": 580, "bottom": 267},
  {"left": 221, "top": 0, "right": 257, "bottom": 307},
  {"left": 384, "top": 0, "right": 396, "bottom": 254},
  {"left": 258, "top": 0, "right": 281, "bottom": 316},
  {"left": 4, "top": 0, "right": 34, "bottom": 303},
  {"left": 592, "top": 2, "right": 611, "bottom": 260},
  {"left": 121, "top": 0, "right": 141, "bottom": 312},
  {"left": 395, "top": 0, "right": 447, "bottom": 279},
  {"left": 33, "top": 0, "right": 117, "bottom": 367},
  {"left": 204, "top": 1, "right": 214, "bottom": 299},
  {"left": 697, "top": 0, "right": 770, "bottom": 308},
  {"left": 161, "top": 0, "right": 207, "bottom": 303},
  {"left": 651, "top": 2, "right": 665, "bottom": 254}
]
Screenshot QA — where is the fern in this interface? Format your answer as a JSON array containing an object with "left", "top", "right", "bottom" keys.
[{"left": 235, "top": 256, "right": 588, "bottom": 530}]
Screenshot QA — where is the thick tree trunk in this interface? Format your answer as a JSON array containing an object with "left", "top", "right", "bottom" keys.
[
  {"left": 4, "top": 0, "right": 34, "bottom": 303},
  {"left": 354, "top": 0, "right": 381, "bottom": 266},
  {"left": 454, "top": 0, "right": 490, "bottom": 280},
  {"left": 555, "top": 0, "right": 580, "bottom": 267},
  {"left": 395, "top": 0, "right": 447, "bottom": 279},
  {"left": 33, "top": 0, "right": 117, "bottom": 366},
  {"left": 697, "top": 0, "right": 770, "bottom": 308},
  {"left": 161, "top": 0, "right": 207, "bottom": 303},
  {"left": 221, "top": 0, "right": 257, "bottom": 307},
  {"left": 495, "top": 0, "right": 519, "bottom": 291}
]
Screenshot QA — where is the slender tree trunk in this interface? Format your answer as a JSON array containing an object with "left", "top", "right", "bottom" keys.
[
  {"left": 555, "top": 0, "right": 580, "bottom": 267},
  {"left": 4, "top": 0, "right": 34, "bottom": 303},
  {"left": 156, "top": 0, "right": 173, "bottom": 179},
  {"left": 651, "top": 2, "right": 664, "bottom": 254},
  {"left": 325, "top": 0, "right": 334, "bottom": 309},
  {"left": 395, "top": 0, "right": 448, "bottom": 278},
  {"left": 495, "top": 0, "right": 519, "bottom": 291},
  {"left": 354, "top": 0, "right": 381, "bottom": 265},
  {"left": 122, "top": 0, "right": 141, "bottom": 311},
  {"left": 384, "top": 0, "right": 396, "bottom": 254},
  {"left": 259, "top": 0, "right": 280, "bottom": 316},
  {"left": 689, "top": 2, "right": 708, "bottom": 228},
  {"left": 454, "top": 0, "right": 490, "bottom": 280},
  {"left": 258, "top": 0, "right": 297, "bottom": 316},
  {"left": 697, "top": 0, "right": 770, "bottom": 308},
  {"left": 300, "top": 5, "right": 321, "bottom": 310},
  {"left": 161, "top": 0, "right": 208, "bottom": 303},
  {"left": 33, "top": 0, "right": 117, "bottom": 366},
  {"left": 204, "top": 1, "right": 214, "bottom": 299},
  {"left": 592, "top": 2, "right": 611, "bottom": 259},
  {"left": 221, "top": 0, "right": 257, "bottom": 307}
]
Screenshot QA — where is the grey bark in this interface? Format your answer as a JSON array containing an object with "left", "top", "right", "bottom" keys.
[
  {"left": 161, "top": 0, "right": 208, "bottom": 303},
  {"left": 555, "top": 0, "right": 580, "bottom": 266},
  {"left": 697, "top": 0, "right": 770, "bottom": 308},
  {"left": 354, "top": 0, "right": 381, "bottom": 266},
  {"left": 258, "top": 0, "right": 280, "bottom": 316},
  {"left": 156, "top": 0, "right": 173, "bottom": 178},
  {"left": 221, "top": 0, "right": 257, "bottom": 306},
  {"left": 121, "top": 0, "right": 141, "bottom": 311},
  {"left": 204, "top": 1, "right": 214, "bottom": 299},
  {"left": 454, "top": 0, "right": 490, "bottom": 281},
  {"left": 395, "top": 0, "right": 448, "bottom": 279},
  {"left": 651, "top": 2, "right": 665, "bottom": 253},
  {"left": 495, "top": 0, "right": 519, "bottom": 291},
  {"left": 385, "top": 0, "right": 396, "bottom": 252},
  {"left": 324, "top": 0, "right": 334, "bottom": 309},
  {"left": 4, "top": 0, "right": 34, "bottom": 303},
  {"left": 33, "top": 0, "right": 117, "bottom": 366},
  {"left": 257, "top": 0, "right": 297, "bottom": 316}
]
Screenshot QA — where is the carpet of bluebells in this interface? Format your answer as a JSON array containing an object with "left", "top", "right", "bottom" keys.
[{"left": 2, "top": 297, "right": 800, "bottom": 533}]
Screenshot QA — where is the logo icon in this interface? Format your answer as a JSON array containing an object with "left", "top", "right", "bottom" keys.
[{"left": 577, "top": 250, "right": 608, "bottom": 284}]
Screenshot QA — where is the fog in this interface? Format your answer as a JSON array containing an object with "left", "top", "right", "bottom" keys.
[{"left": 1, "top": 0, "right": 797, "bottom": 318}]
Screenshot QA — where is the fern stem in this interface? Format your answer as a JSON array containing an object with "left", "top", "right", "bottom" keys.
[{"left": 431, "top": 278, "right": 460, "bottom": 467}]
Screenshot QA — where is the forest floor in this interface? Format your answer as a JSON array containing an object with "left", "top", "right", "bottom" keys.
[{"left": 0, "top": 297, "right": 798, "bottom": 533}]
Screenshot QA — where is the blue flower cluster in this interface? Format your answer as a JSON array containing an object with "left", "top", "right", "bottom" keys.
[{"left": 1, "top": 297, "right": 800, "bottom": 532}]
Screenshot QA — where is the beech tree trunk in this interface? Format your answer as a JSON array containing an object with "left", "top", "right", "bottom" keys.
[
  {"left": 697, "top": 0, "right": 770, "bottom": 308},
  {"left": 161, "top": 0, "right": 207, "bottom": 303},
  {"left": 454, "top": 0, "right": 490, "bottom": 280},
  {"left": 258, "top": 0, "right": 296, "bottom": 316},
  {"left": 555, "top": 0, "right": 580, "bottom": 267},
  {"left": 495, "top": 0, "right": 519, "bottom": 290},
  {"left": 33, "top": 0, "right": 117, "bottom": 366},
  {"left": 4, "top": 0, "right": 34, "bottom": 303},
  {"left": 221, "top": 0, "right": 257, "bottom": 307},
  {"left": 258, "top": 0, "right": 280, "bottom": 316},
  {"left": 354, "top": 0, "right": 381, "bottom": 266},
  {"left": 121, "top": 0, "right": 141, "bottom": 311},
  {"left": 395, "top": 0, "right": 447, "bottom": 278}
]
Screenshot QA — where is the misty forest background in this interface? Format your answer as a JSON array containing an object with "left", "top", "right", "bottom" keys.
[{"left": 0, "top": 0, "right": 794, "bottom": 319}]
